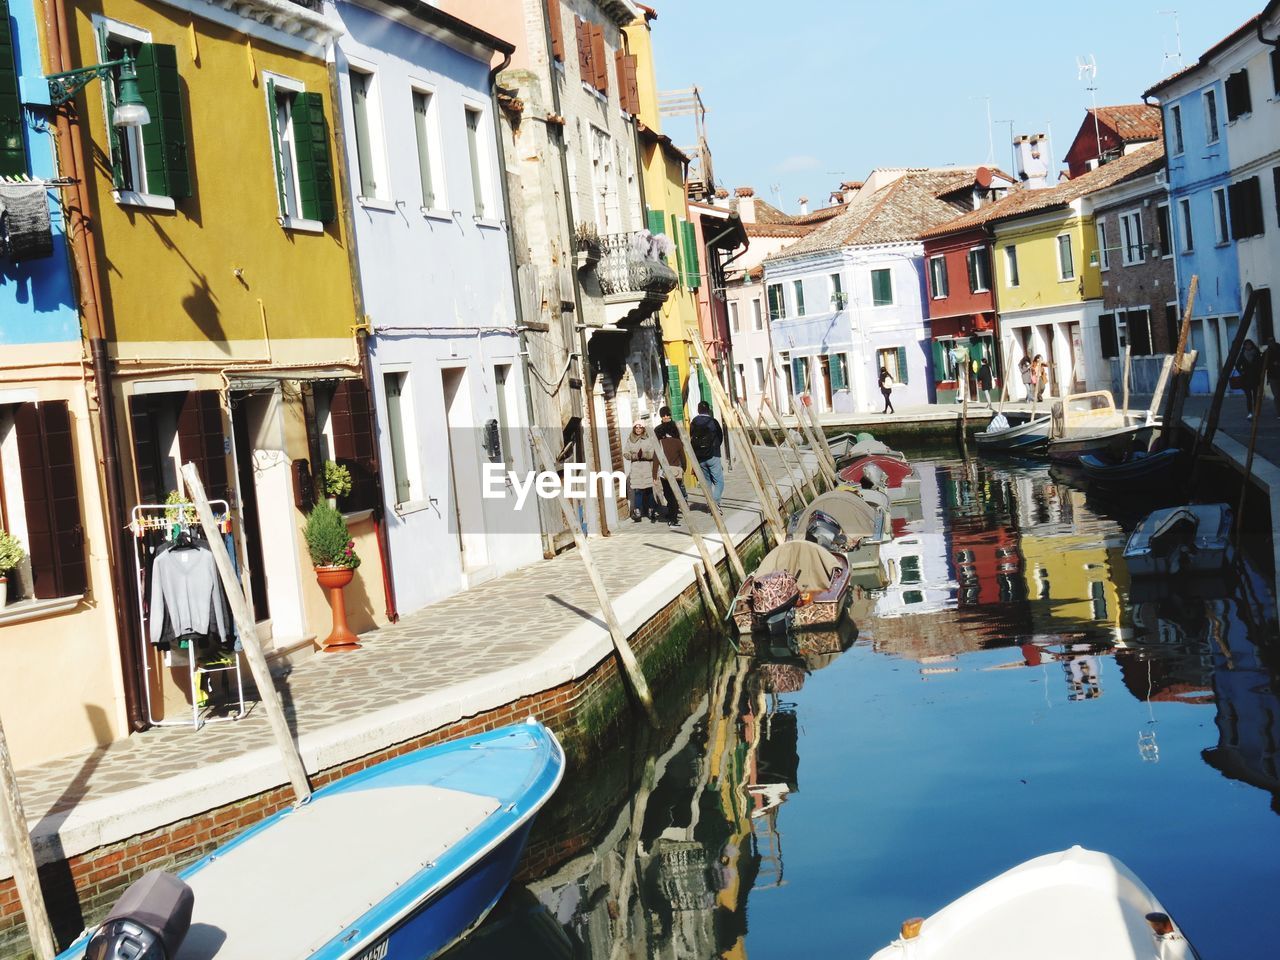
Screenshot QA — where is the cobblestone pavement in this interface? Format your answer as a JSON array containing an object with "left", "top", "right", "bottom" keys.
[{"left": 12, "top": 447, "right": 808, "bottom": 828}]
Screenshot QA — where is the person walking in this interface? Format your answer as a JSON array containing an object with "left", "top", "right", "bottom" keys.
[
  {"left": 1265, "top": 339, "right": 1280, "bottom": 417},
  {"left": 878, "top": 366, "right": 896, "bottom": 414},
  {"left": 1238, "top": 339, "right": 1263, "bottom": 420},
  {"left": 654, "top": 407, "right": 686, "bottom": 526},
  {"left": 977, "top": 358, "right": 994, "bottom": 404},
  {"left": 1019, "top": 356, "right": 1033, "bottom": 402},
  {"left": 622, "top": 421, "right": 660, "bottom": 522},
  {"left": 1030, "top": 355, "right": 1046, "bottom": 402},
  {"left": 689, "top": 401, "right": 725, "bottom": 506}
]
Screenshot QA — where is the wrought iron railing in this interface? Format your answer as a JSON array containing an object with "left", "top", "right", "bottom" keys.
[{"left": 596, "top": 231, "right": 679, "bottom": 298}]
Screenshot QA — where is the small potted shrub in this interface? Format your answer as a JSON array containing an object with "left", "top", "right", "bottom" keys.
[
  {"left": 323, "top": 460, "right": 352, "bottom": 509},
  {"left": 304, "top": 503, "right": 362, "bottom": 652},
  {"left": 0, "top": 530, "right": 24, "bottom": 607}
]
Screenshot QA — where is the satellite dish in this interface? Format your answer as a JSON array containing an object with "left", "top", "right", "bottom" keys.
[{"left": 975, "top": 167, "right": 993, "bottom": 188}]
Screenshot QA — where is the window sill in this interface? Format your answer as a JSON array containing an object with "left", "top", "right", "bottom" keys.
[
  {"left": 1214, "top": 241, "right": 1231, "bottom": 249},
  {"left": 342, "top": 508, "right": 375, "bottom": 525},
  {"left": 357, "top": 197, "right": 397, "bottom": 213},
  {"left": 113, "top": 190, "right": 176, "bottom": 212},
  {"left": 422, "top": 208, "right": 455, "bottom": 223},
  {"left": 279, "top": 216, "right": 325, "bottom": 234},
  {"left": 0, "top": 594, "right": 84, "bottom": 627},
  {"left": 474, "top": 218, "right": 505, "bottom": 231},
  {"left": 394, "top": 498, "right": 435, "bottom": 517}
]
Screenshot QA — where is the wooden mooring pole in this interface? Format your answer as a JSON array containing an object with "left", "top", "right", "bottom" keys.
[
  {"left": 758, "top": 407, "right": 817, "bottom": 503},
  {"left": 0, "top": 713, "right": 57, "bottom": 960},
  {"left": 1159, "top": 275, "right": 1198, "bottom": 451},
  {"left": 673, "top": 424, "right": 746, "bottom": 585},
  {"left": 763, "top": 396, "right": 822, "bottom": 496},
  {"left": 1193, "top": 287, "right": 1261, "bottom": 476},
  {"left": 652, "top": 439, "right": 731, "bottom": 614}
]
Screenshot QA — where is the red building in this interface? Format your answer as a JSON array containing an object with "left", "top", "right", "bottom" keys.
[
  {"left": 919, "top": 223, "right": 1001, "bottom": 403},
  {"left": 1063, "top": 104, "right": 1162, "bottom": 179}
]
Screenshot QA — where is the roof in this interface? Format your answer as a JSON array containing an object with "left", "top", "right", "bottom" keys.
[
  {"left": 1087, "top": 105, "right": 1163, "bottom": 143},
  {"left": 379, "top": 0, "right": 516, "bottom": 56},
  {"left": 918, "top": 141, "right": 1166, "bottom": 240},
  {"left": 769, "top": 169, "right": 986, "bottom": 260},
  {"left": 1145, "top": 2, "right": 1279, "bottom": 98}
]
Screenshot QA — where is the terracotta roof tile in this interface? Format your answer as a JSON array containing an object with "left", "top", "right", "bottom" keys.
[{"left": 1088, "top": 104, "right": 1163, "bottom": 143}]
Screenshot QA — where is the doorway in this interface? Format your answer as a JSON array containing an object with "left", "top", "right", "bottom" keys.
[
  {"left": 442, "top": 367, "right": 488, "bottom": 573},
  {"left": 818, "top": 356, "right": 833, "bottom": 411}
]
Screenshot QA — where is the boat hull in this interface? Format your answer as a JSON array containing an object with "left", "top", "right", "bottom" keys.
[
  {"left": 1079, "top": 449, "right": 1179, "bottom": 487},
  {"left": 1123, "top": 503, "right": 1234, "bottom": 578},
  {"left": 1047, "top": 423, "right": 1156, "bottom": 464},
  {"left": 974, "top": 416, "right": 1052, "bottom": 456}
]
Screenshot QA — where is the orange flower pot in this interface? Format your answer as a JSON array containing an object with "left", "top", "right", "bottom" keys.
[{"left": 315, "top": 565, "right": 361, "bottom": 652}]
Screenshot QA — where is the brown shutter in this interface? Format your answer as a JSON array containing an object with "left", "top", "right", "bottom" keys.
[
  {"left": 590, "top": 24, "right": 607, "bottom": 94},
  {"left": 177, "top": 390, "right": 230, "bottom": 502},
  {"left": 623, "top": 54, "right": 639, "bottom": 115},
  {"left": 14, "top": 402, "right": 87, "bottom": 599},
  {"left": 129, "top": 394, "right": 165, "bottom": 506},
  {"left": 329, "top": 379, "right": 379, "bottom": 513},
  {"left": 575, "top": 17, "right": 590, "bottom": 80},
  {"left": 547, "top": 0, "right": 565, "bottom": 62}
]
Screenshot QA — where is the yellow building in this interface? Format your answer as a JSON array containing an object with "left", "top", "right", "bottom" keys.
[{"left": 54, "top": 0, "right": 391, "bottom": 743}]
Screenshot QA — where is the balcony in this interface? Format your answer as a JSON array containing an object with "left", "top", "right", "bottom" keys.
[{"left": 592, "top": 231, "right": 679, "bottom": 328}]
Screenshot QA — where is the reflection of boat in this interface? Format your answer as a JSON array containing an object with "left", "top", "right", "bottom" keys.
[
  {"left": 744, "top": 611, "right": 859, "bottom": 666},
  {"left": 868, "top": 846, "right": 1199, "bottom": 960},
  {"left": 1045, "top": 391, "right": 1159, "bottom": 464},
  {"left": 1124, "top": 503, "right": 1233, "bottom": 577},
  {"left": 442, "top": 888, "right": 573, "bottom": 960},
  {"left": 1079, "top": 448, "right": 1180, "bottom": 487},
  {"left": 731, "top": 541, "right": 850, "bottom": 635},
  {"left": 838, "top": 454, "right": 922, "bottom": 503},
  {"left": 828, "top": 433, "right": 904, "bottom": 464},
  {"left": 61, "top": 722, "right": 565, "bottom": 960},
  {"left": 788, "top": 488, "right": 890, "bottom": 570},
  {"left": 974, "top": 411, "right": 1053, "bottom": 456}
]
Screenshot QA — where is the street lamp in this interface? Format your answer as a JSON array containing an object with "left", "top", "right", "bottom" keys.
[{"left": 46, "top": 51, "right": 151, "bottom": 128}]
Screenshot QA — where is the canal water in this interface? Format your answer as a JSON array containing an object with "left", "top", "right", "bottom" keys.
[{"left": 448, "top": 454, "right": 1280, "bottom": 960}]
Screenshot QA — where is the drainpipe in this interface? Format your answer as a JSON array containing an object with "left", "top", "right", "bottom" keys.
[
  {"left": 489, "top": 53, "right": 556, "bottom": 558},
  {"left": 44, "top": 0, "right": 147, "bottom": 731},
  {"left": 541, "top": 0, "right": 609, "bottom": 536},
  {"left": 1258, "top": 15, "right": 1278, "bottom": 47}
]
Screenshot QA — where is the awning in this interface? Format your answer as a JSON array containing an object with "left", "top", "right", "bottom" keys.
[{"left": 699, "top": 211, "right": 748, "bottom": 252}]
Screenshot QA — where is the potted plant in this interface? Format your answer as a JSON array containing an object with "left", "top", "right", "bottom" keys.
[
  {"left": 322, "top": 460, "right": 352, "bottom": 509},
  {"left": 304, "top": 503, "right": 362, "bottom": 652},
  {"left": 0, "top": 530, "right": 24, "bottom": 607}
]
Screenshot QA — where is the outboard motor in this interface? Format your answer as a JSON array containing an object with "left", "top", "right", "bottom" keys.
[
  {"left": 860, "top": 463, "right": 888, "bottom": 491},
  {"left": 805, "top": 509, "right": 846, "bottom": 552},
  {"left": 87, "top": 872, "right": 193, "bottom": 960}
]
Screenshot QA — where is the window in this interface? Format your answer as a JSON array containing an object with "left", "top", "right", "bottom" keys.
[
  {"left": 1212, "top": 187, "right": 1230, "bottom": 244},
  {"left": 829, "top": 353, "right": 848, "bottom": 392},
  {"left": 97, "top": 26, "right": 190, "bottom": 202},
  {"left": 1273, "top": 48, "right": 1280, "bottom": 97},
  {"left": 465, "top": 106, "right": 491, "bottom": 219},
  {"left": 574, "top": 16, "right": 608, "bottom": 96},
  {"left": 1225, "top": 69, "right": 1252, "bottom": 121},
  {"left": 1228, "top": 177, "right": 1264, "bottom": 239},
  {"left": 1169, "top": 103, "right": 1184, "bottom": 155},
  {"left": 876, "top": 346, "right": 909, "bottom": 384},
  {"left": 1098, "top": 313, "right": 1120, "bottom": 359},
  {"left": 1056, "top": 234, "right": 1074, "bottom": 280},
  {"left": 754, "top": 357, "right": 766, "bottom": 390},
  {"left": 382, "top": 372, "right": 418, "bottom": 505},
  {"left": 967, "top": 247, "right": 991, "bottom": 293},
  {"left": 493, "top": 364, "right": 514, "bottom": 471},
  {"left": 411, "top": 89, "right": 443, "bottom": 210},
  {"left": 267, "top": 76, "right": 335, "bottom": 225},
  {"left": 751, "top": 298, "right": 763, "bottom": 330},
  {"left": 1004, "top": 245, "right": 1020, "bottom": 287},
  {"left": 830, "top": 272, "right": 847, "bottom": 308},
  {"left": 767, "top": 282, "right": 785, "bottom": 320},
  {"left": 1156, "top": 203, "right": 1172, "bottom": 258},
  {"left": 307, "top": 380, "right": 380, "bottom": 511},
  {"left": 1126, "top": 309, "right": 1153, "bottom": 356},
  {"left": 347, "top": 68, "right": 387, "bottom": 201},
  {"left": 871, "top": 268, "right": 893, "bottom": 306},
  {"left": 792, "top": 279, "right": 806, "bottom": 317},
  {"left": 1203, "top": 89, "right": 1220, "bottom": 145},
  {"left": 0, "top": 3, "right": 27, "bottom": 178},
  {"left": 729, "top": 300, "right": 740, "bottom": 332},
  {"left": 1179, "top": 197, "right": 1195, "bottom": 252},
  {"left": 1095, "top": 219, "right": 1109, "bottom": 271},
  {"left": 928, "top": 255, "right": 949, "bottom": 299},
  {"left": 1120, "top": 211, "right": 1145, "bottom": 265}
]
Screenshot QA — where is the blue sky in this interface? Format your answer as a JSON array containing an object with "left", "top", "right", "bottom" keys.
[{"left": 650, "top": 0, "right": 1263, "bottom": 213}]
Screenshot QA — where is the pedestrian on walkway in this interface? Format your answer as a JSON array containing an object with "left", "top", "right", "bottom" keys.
[
  {"left": 1265, "top": 339, "right": 1280, "bottom": 417},
  {"left": 622, "top": 421, "right": 660, "bottom": 522},
  {"left": 1031, "top": 355, "right": 1047, "bottom": 401},
  {"left": 1238, "top": 339, "right": 1263, "bottom": 420},
  {"left": 978, "top": 358, "right": 994, "bottom": 404},
  {"left": 654, "top": 407, "right": 686, "bottom": 526},
  {"left": 1019, "top": 356, "right": 1033, "bottom": 401},
  {"left": 878, "top": 366, "right": 896, "bottom": 414},
  {"left": 690, "top": 400, "right": 725, "bottom": 506}
]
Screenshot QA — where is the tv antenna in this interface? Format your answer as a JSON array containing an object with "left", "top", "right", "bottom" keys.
[
  {"left": 1157, "top": 10, "right": 1184, "bottom": 70},
  {"left": 769, "top": 183, "right": 782, "bottom": 208},
  {"left": 1077, "top": 55, "right": 1102, "bottom": 162}
]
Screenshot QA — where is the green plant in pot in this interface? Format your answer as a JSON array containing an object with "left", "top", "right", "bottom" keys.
[
  {"left": 304, "top": 503, "right": 361, "bottom": 652},
  {"left": 323, "top": 460, "right": 352, "bottom": 509},
  {"left": 0, "top": 530, "right": 25, "bottom": 608}
]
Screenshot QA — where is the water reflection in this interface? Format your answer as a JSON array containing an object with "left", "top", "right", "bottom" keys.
[{"left": 450, "top": 457, "right": 1280, "bottom": 960}]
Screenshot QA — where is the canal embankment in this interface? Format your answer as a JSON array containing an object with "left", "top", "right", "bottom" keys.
[{"left": 0, "top": 447, "right": 810, "bottom": 958}]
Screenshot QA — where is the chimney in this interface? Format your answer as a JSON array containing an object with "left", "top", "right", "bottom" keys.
[
  {"left": 798, "top": 196, "right": 809, "bottom": 215},
  {"left": 734, "top": 186, "right": 757, "bottom": 223},
  {"left": 1012, "top": 133, "right": 1051, "bottom": 190}
]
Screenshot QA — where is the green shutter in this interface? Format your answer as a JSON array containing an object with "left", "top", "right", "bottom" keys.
[
  {"left": 292, "top": 91, "right": 336, "bottom": 223},
  {"left": 665, "top": 363, "right": 684, "bottom": 421},
  {"left": 0, "top": 0, "right": 25, "bottom": 177},
  {"left": 896, "top": 346, "right": 909, "bottom": 385},
  {"left": 931, "top": 340, "right": 946, "bottom": 380},
  {"left": 267, "top": 79, "right": 286, "bottom": 212},
  {"left": 792, "top": 357, "right": 807, "bottom": 395},
  {"left": 829, "top": 354, "right": 846, "bottom": 391},
  {"left": 647, "top": 209, "right": 665, "bottom": 235},
  {"left": 681, "top": 219, "right": 701, "bottom": 289},
  {"left": 135, "top": 44, "right": 190, "bottom": 198},
  {"left": 670, "top": 214, "right": 682, "bottom": 288},
  {"left": 966, "top": 250, "right": 978, "bottom": 292},
  {"left": 697, "top": 365, "right": 712, "bottom": 412}
]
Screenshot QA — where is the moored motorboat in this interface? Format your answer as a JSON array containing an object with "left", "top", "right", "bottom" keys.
[
  {"left": 868, "top": 845, "right": 1199, "bottom": 959},
  {"left": 57, "top": 721, "right": 565, "bottom": 960},
  {"left": 730, "top": 540, "right": 850, "bottom": 636},
  {"left": 1079, "top": 448, "right": 1180, "bottom": 487},
  {"left": 828, "top": 433, "right": 905, "bottom": 465},
  {"left": 975, "top": 412, "right": 1053, "bottom": 456},
  {"left": 787, "top": 488, "right": 890, "bottom": 570},
  {"left": 838, "top": 454, "right": 922, "bottom": 503},
  {"left": 1044, "top": 390, "right": 1160, "bottom": 464},
  {"left": 1124, "top": 503, "right": 1234, "bottom": 578}
]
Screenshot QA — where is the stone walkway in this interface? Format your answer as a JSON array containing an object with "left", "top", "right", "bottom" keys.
[{"left": 3, "top": 446, "right": 811, "bottom": 875}]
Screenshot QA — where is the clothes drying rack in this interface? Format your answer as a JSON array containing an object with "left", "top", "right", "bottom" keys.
[{"left": 131, "top": 501, "right": 248, "bottom": 730}]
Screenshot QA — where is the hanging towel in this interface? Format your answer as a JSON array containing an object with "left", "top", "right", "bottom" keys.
[{"left": 0, "top": 182, "right": 55, "bottom": 261}]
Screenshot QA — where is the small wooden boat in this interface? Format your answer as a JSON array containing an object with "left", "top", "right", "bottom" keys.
[
  {"left": 58, "top": 721, "right": 565, "bottom": 960},
  {"left": 828, "top": 433, "right": 904, "bottom": 464},
  {"left": 868, "top": 846, "right": 1199, "bottom": 959},
  {"left": 974, "top": 411, "right": 1053, "bottom": 456},
  {"left": 1124, "top": 503, "right": 1234, "bottom": 578},
  {"left": 838, "top": 454, "right": 922, "bottom": 503},
  {"left": 730, "top": 540, "right": 850, "bottom": 635},
  {"left": 1079, "top": 448, "right": 1180, "bottom": 487},
  {"left": 787, "top": 489, "right": 890, "bottom": 570},
  {"left": 1045, "top": 390, "right": 1160, "bottom": 464}
]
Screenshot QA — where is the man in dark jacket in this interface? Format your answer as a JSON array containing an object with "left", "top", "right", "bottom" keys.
[{"left": 689, "top": 400, "right": 724, "bottom": 505}]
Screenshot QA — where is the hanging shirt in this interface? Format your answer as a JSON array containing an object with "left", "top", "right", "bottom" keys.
[{"left": 149, "top": 544, "right": 230, "bottom": 645}]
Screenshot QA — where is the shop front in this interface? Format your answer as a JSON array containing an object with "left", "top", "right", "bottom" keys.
[{"left": 930, "top": 311, "right": 1000, "bottom": 404}]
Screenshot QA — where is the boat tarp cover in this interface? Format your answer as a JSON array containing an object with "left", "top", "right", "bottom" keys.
[
  {"left": 755, "top": 541, "right": 842, "bottom": 592},
  {"left": 794, "top": 491, "right": 878, "bottom": 540}
]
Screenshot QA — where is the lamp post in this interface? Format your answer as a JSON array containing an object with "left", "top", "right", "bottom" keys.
[{"left": 45, "top": 51, "right": 151, "bottom": 128}]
